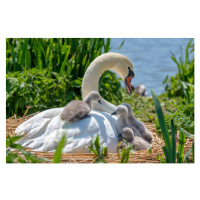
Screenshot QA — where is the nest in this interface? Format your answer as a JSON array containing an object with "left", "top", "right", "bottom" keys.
[{"left": 6, "top": 112, "right": 193, "bottom": 163}]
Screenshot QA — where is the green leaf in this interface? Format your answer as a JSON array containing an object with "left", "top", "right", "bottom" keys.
[
  {"left": 151, "top": 89, "right": 172, "bottom": 161},
  {"left": 71, "top": 79, "right": 82, "bottom": 88},
  {"left": 53, "top": 134, "right": 66, "bottom": 163},
  {"left": 91, "top": 134, "right": 97, "bottom": 147},
  {"left": 179, "top": 127, "right": 194, "bottom": 138},
  {"left": 184, "top": 146, "right": 192, "bottom": 162},
  {"left": 177, "top": 131, "right": 185, "bottom": 163},
  {"left": 192, "top": 140, "right": 194, "bottom": 163},
  {"left": 124, "top": 149, "right": 130, "bottom": 163},
  {"left": 120, "top": 148, "right": 126, "bottom": 163},
  {"left": 118, "top": 40, "right": 125, "bottom": 51},
  {"left": 148, "top": 146, "right": 152, "bottom": 154},
  {"left": 162, "top": 146, "right": 170, "bottom": 163},
  {"left": 103, "top": 147, "right": 108, "bottom": 156},
  {"left": 94, "top": 135, "right": 101, "bottom": 151},
  {"left": 163, "top": 75, "right": 168, "bottom": 84},
  {"left": 6, "top": 77, "right": 19, "bottom": 100},
  {"left": 170, "top": 119, "right": 176, "bottom": 163},
  {"left": 185, "top": 156, "right": 190, "bottom": 163},
  {"left": 104, "top": 38, "right": 111, "bottom": 52}
]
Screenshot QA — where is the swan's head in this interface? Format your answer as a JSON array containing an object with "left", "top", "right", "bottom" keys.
[
  {"left": 111, "top": 53, "right": 135, "bottom": 95},
  {"left": 118, "top": 127, "right": 134, "bottom": 139},
  {"left": 86, "top": 91, "right": 102, "bottom": 104},
  {"left": 111, "top": 105, "right": 128, "bottom": 116}
]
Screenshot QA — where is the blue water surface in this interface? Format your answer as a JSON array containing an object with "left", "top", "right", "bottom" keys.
[{"left": 110, "top": 38, "right": 193, "bottom": 96}]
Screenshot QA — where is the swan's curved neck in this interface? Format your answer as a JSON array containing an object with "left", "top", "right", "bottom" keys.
[{"left": 82, "top": 54, "right": 119, "bottom": 114}]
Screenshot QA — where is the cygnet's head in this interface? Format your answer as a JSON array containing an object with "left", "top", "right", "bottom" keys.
[
  {"left": 85, "top": 91, "right": 102, "bottom": 104},
  {"left": 118, "top": 127, "right": 134, "bottom": 139},
  {"left": 111, "top": 105, "right": 128, "bottom": 116}
]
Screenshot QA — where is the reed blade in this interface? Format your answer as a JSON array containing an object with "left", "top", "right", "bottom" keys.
[{"left": 151, "top": 89, "right": 172, "bottom": 160}]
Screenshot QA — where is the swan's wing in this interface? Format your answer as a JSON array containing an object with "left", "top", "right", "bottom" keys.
[{"left": 15, "top": 108, "right": 63, "bottom": 137}]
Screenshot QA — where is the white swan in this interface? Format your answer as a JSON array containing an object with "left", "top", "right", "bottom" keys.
[{"left": 15, "top": 52, "right": 135, "bottom": 153}]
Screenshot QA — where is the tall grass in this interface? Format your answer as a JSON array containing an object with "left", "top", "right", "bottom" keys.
[
  {"left": 163, "top": 38, "right": 194, "bottom": 97},
  {"left": 6, "top": 38, "right": 123, "bottom": 118},
  {"left": 6, "top": 38, "right": 111, "bottom": 73}
]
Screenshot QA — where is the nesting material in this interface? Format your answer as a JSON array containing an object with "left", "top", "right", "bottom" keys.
[{"left": 6, "top": 112, "right": 193, "bottom": 163}]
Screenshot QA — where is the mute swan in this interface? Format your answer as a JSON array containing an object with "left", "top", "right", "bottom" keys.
[
  {"left": 15, "top": 52, "right": 135, "bottom": 153},
  {"left": 118, "top": 127, "right": 150, "bottom": 151},
  {"left": 111, "top": 105, "right": 141, "bottom": 137},
  {"left": 61, "top": 91, "right": 102, "bottom": 123},
  {"left": 122, "top": 103, "right": 153, "bottom": 143}
]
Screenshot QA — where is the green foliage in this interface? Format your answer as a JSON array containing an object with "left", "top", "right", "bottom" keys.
[
  {"left": 151, "top": 89, "right": 194, "bottom": 163},
  {"left": 120, "top": 148, "right": 130, "bottom": 163},
  {"left": 6, "top": 38, "right": 123, "bottom": 118},
  {"left": 120, "top": 139, "right": 133, "bottom": 163},
  {"left": 163, "top": 38, "right": 194, "bottom": 98},
  {"left": 148, "top": 146, "right": 152, "bottom": 154},
  {"left": 155, "top": 85, "right": 194, "bottom": 135},
  {"left": 84, "top": 134, "right": 108, "bottom": 163},
  {"left": 6, "top": 135, "right": 49, "bottom": 163},
  {"left": 6, "top": 77, "right": 19, "bottom": 100},
  {"left": 99, "top": 71, "right": 123, "bottom": 105},
  {"left": 53, "top": 134, "right": 66, "bottom": 163},
  {"left": 177, "top": 131, "right": 185, "bottom": 163}
]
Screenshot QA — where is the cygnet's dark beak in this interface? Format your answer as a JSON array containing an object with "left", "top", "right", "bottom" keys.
[
  {"left": 98, "top": 99, "right": 102, "bottom": 104},
  {"left": 118, "top": 133, "right": 122, "bottom": 137},
  {"left": 111, "top": 111, "right": 117, "bottom": 115}
]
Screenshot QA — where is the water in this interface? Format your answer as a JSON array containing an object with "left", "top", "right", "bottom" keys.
[{"left": 110, "top": 38, "right": 192, "bottom": 96}]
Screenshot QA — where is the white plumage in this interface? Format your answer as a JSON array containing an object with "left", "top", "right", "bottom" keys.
[{"left": 16, "top": 108, "right": 118, "bottom": 153}]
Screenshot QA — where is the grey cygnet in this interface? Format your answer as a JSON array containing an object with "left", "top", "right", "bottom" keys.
[
  {"left": 111, "top": 105, "right": 142, "bottom": 137},
  {"left": 122, "top": 103, "right": 153, "bottom": 143},
  {"left": 61, "top": 91, "right": 102, "bottom": 123},
  {"left": 119, "top": 127, "right": 150, "bottom": 151}
]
